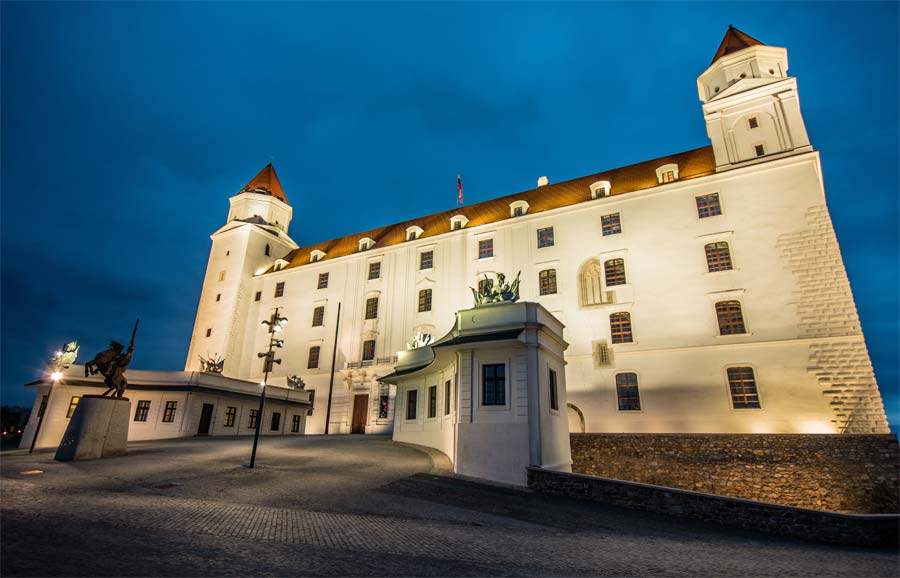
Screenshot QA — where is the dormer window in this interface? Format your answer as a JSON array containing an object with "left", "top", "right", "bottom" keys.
[
  {"left": 405, "top": 226, "right": 424, "bottom": 241},
  {"left": 509, "top": 200, "right": 529, "bottom": 217},
  {"left": 310, "top": 249, "right": 326, "bottom": 263},
  {"left": 655, "top": 163, "right": 680, "bottom": 184},
  {"left": 358, "top": 237, "right": 375, "bottom": 252},
  {"left": 450, "top": 215, "right": 469, "bottom": 230},
  {"left": 590, "top": 180, "right": 611, "bottom": 199},
  {"left": 273, "top": 259, "right": 289, "bottom": 272}
]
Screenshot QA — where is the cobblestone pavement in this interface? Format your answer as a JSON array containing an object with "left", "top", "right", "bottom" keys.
[{"left": 1, "top": 435, "right": 897, "bottom": 577}]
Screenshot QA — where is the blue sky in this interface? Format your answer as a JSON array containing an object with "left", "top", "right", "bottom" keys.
[{"left": 2, "top": 2, "right": 897, "bottom": 428}]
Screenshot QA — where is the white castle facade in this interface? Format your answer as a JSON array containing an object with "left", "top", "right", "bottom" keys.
[{"left": 183, "top": 27, "right": 888, "bottom": 438}]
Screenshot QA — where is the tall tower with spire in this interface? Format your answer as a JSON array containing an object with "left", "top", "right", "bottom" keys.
[
  {"left": 698, "top": 26, "right": 813, "bottom": 171},
  {"left": 185, "top": 164, "right": 298, "bottom": 375}
]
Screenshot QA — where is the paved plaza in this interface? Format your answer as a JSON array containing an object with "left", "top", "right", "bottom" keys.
[{"left": 1, "top": 435, "right": 897, "bottom": 577}]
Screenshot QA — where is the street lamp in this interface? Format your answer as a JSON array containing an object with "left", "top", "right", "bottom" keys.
[
  {"left": 29, "top": 367, "right": 62, "bottom": 454},
  {"left": 248, "top": 308, "right": 287, "bottom": 468}
]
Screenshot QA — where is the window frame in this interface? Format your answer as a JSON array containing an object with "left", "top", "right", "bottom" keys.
[
  {"left": 224, "top": 406, "right": 237, "bottom": 427},
  {"left": 367, "top": 261, "right": 381, "bottom": 280},
  {"left": 705, "top": 241, "right": 734, "bottom": 273},
  {"left": 478, "top": 238, "right": 494, "bottom": 259},
  {"left": 162, "top": 401, "right": 177, "bottom": 423},
  {"left": 362, "top": 339, "right": 376, "bottom": 362},
  {"left": 726, "top": 365, "right": 762, "bottom": 409},
  {"left": 418, "top": 288, "right": 432, "bottom": 312},
  {"left": 444, "top": 379, "right": 452, "bottom": 415},
  {"left": 601, "top": 212, "right": 622, "bottom": 236},
  {"left": 270, "top": 412, "right": 281, "bottom": 431},
  {"left": 254, "top": 291, "right": 262, "bottom": 302},
  {"left": 317, "top": 272, "right": 329, "bottom": 289},
  {"left": 291, "top": 414, "right": 302, "bottom": 432},
  {"left": 609, "top": 311, "right": 634, "bottom": 344},
  {"left": 134, "top": 400, "right": 151, "bottom": 422},
  {"left": 307, "top": 345, "right": 321, "bottom": 369},
  {"left": 312, "top": 306, "right": 325, "bottom": 327},
  {"left": 419, "top": 250, "right": 434, "bottom": 270},
  {"left": 536, "top": 226, "right": 555, "bottom": 248},
  {"left": 549, "top": 368, "right": 559, "bottom": 411},
  {"left": 364, "top": 296, "right": 379, "bottom": 320},
  {"left": 247, "top": 409, "right": 259, "bottom": 429},
  {"left": 604, "top": 258, "right": 627, "bottom": 287},
  {"left": 274, "top": 281, "right": 285, "bottom": 298},
  {"left": 538, "top": 269, "right": 558, "bottom": 296},
  {"left": 715, "top": 300, "right": 747, "bottom": 335},
  {"left": 65, "top": 396, "right": 80, "bottom": 419},
  {"left": 427, "top": 385, "right": 437, "bottom": 419},
  {"left": 696, "top": 193, "right": 722, "bottom": 219},
  {"left": 481, "top": 363, "right": 507, "bottom": 407},
  {"left": 406, "top": 389, "right": 418, "bottom": 420},
  {"left": 615, "top": 372, "right": 642, "bottom": 411}
]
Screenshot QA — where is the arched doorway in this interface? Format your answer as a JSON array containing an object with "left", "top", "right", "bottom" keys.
[{"left": 567, "top": 403, "right": 585, "bottom": 433}]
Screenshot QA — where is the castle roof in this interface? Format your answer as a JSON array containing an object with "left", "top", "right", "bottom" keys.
[
  {"left": 239, "top": 163, "right": 289, "bottom": 204},
  {"left": 711, "top": 25, "right": 764, "bottom": 64},
  {"left": 269, "top": 145, "right": 716, "bottom": 273}
]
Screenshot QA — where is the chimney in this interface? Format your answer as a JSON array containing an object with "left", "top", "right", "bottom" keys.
[{"left": 537, "top": 176, "right": 549, "bottom": 187}]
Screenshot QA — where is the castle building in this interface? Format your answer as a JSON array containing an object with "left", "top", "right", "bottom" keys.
[{"left": 186, "top": 26, "right": 888, "bottom": 437}]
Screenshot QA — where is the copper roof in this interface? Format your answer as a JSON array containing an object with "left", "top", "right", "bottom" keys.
[
  {"left": 711, "top": 26, "right": 764, "bottom": 64},
  {"left": 239, "top": 163, "right": 289, "bottom": 204},
  {"left": 273, "top": 146, "right": 716, "bottom": 273}
]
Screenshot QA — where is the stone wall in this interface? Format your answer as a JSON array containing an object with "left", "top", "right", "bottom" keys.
[
  {"left": 570, "top": 433, "right": 899, "bottom": 513},
  {"left": 527, "top": 467, "right": 899, "bottom": 547}
]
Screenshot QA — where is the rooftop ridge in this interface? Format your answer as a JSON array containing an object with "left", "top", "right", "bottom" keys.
[
  {"left": 711, "top": 25, "right": 765, "bottom": 64},
  {"left": 239, "top": 163, "right": 289, "bottom": 204}
]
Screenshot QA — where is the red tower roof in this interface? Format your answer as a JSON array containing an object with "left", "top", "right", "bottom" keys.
[
  {"left": 239, "top": 163, "right": 289, "bottom": 204},
  {"left": 711, "top": 25, "right": 764, "bottom": 64}
]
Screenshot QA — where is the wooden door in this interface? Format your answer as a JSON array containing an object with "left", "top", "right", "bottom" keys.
[
  {"left": 197, "top": 403, "right": 214, "bottom": 436},
  {"left": 351, "top": 395, "right": 369, "bottom": 434}
]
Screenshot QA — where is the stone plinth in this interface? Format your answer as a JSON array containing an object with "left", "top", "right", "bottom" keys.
[{"left": 55, "top": 395, "right": 130, "bottom": 461}]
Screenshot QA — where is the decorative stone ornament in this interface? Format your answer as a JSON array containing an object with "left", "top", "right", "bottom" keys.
[
  {"left": 405, "top": 331, "right": 433, "bottom": 350},
  {"left": 198, "top": 353, "right": 225, "bottom": 374},
  {"left": 470, "top": 271, "right": 521, "bottom": 306}
]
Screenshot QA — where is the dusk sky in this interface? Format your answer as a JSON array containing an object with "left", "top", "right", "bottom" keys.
[{"left": 2, "top": 2, "right": 897, "bottom": 428}]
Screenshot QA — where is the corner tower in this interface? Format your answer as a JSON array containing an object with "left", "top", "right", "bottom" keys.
[
  {"left": 185, "top": 164, "right": 298, "bottom": 375},
  {"left": 698, "top": 26, "right": 812, "bottom": 170}
]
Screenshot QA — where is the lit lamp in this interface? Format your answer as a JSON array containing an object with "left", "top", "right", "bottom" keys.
[
  {"left": 29, "top": 366, "right": 63, "bottom": 454},
  {"left": 248, "top": 308, "right": 287, "bottom": 468}
]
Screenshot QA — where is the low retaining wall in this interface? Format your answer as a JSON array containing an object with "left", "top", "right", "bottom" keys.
[
  {"left": 570, "top": 433, "right": 899, "bottom": 513},
  {"left": 527, "top": 467, "right": 899, "bottom": 547}
]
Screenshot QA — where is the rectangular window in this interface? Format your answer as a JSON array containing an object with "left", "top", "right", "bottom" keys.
[
  {"left": 274, "top": 282, "right": 285, "bottom": 298},
  {"left": 270, "top": 412, "right": 281, "bottom": 431},
  {"left": 696, "top": 193, "right": 722, "bottom": 218},
  {"left": 224, "top": 406, "right": 237, "bottom": 427},
  {"left": 205, "top": 328, "right": 212, "bottom": 338},
  {"left": 254, "top": 291, "right": 262, "bottom": 302},
  {"left": 444, "top": 380, "right": 452, "bottom": 415},
  {"left": 248, "top": 409, "right": 259, "bottom": 429},
  {"left": 428, "top": 385, "right": 437, "bottom": 418},
  {"left": 727, "top": 367, "right": 761, "bottom": 409},
  {"left": 312, "top": 306, "right": 325, "bottom": 327},
  {"left": 420, "top": 250, "right": 434, "bottom": 270},
  {"left": 134, "top": 400, "right": 151, "bottom": 422},
  {"left": 478, "top": 239, "right": 494, "bottom": 259},
  {"left": 66, "top": 396, "right": 80, "bottom": 418},
  {"left": 365, "top": 297, "right": 378, "bottom": 319},
  {"left": 748, "top": 116, "right": 759, "bottom": 129},
  {"left": 616, "top": 373, "right": 641, "bottom": 411},
  {"left": 661, "top": 170, "right": 676, "bottom": 183},
  {"left": 601, "top": 213, "right": 622, "bottom": 236},
  {"left": 538, "top": 269, "right": 557, "bottom": 296},
  {"left": 549, "top": 369, "right": 559, "bottom": 411},
  {"left": 379, "top": 394, "right": 389, "bottom": 419},
  {"left": 610, "top": 312, "right": 634, "bottom": 344},
  {"left": 453, "top": 220, "right": 462, "bottom": 230},
  {"left": 406, "top": 389, "right": 417, "bottom": 420},
  {"left": 537, "top": 227, "right": 554, "bottom": 248},
  {"left": 482, "top": 363, "right": 506, "bottom": 406},
  {"left": 307, "top": 345, "right": 321, "bottom": 369},
  {"left": 754, "top": 144, "right": 765, "bottom": 157},
  {"left": 216, "top": 293, "right": 221, "bottom": 302},
  {"left": 162, "top": 401, "right": 177, "bottom": 423},
  {"left": 317, "top": 273, "right": 329, "bottom": 289},
  {"left": 418, "top": 289, "right": 432, "bottom": 312},
  {"left": 218, "top": 270, "right": 226, "bottom": 282},
  {"left": 368, "top": 262, "right": 381, "bottom": 280},
  {"left": 705, "top": 241, "right": 733, "bottom": 272},
  {"left": 291, "top": 414, "right": 301, "bottom": 433},
  {"left": 513, "top": 205, "right": 525, "bottom": 217},
  {"left": 362, "top": 339, "right": 376, "bottom": 361},
  {"left": 716, "top": 300, "right": 747, "bottom": 335}
]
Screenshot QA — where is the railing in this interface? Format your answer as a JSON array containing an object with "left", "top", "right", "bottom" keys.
[{"left": 345, "top": 355, "right": 397, "bottom": 370}]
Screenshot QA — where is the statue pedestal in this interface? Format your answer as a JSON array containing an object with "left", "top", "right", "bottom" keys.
[{"left": 55, "top": 395, "right": 130, "bottom": 461}]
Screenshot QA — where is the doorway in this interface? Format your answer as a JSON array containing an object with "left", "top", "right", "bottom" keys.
[
  {"left": 197, "top": 403, "right": 214, "bottom": 436},
  {"left": 351, "top": 395, "right": 369, "bottom": 434}
]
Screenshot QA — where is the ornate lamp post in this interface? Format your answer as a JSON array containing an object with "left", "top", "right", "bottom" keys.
[
  {"left": 249, "top": 308, "right": 287, "bottom": 468},
  {"left": 29, "top": 342, "right": 78, "bottom": 454}
]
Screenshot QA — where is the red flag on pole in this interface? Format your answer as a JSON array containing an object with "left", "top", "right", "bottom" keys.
[{"left": 457, "top": 174, "right": 463, "bottom": 206}]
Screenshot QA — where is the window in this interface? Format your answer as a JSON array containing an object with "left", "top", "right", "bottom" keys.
[
  {"left": 660, "top": 170, "right": 676, "bottom": 183},
  {"left": 270, "top": 412, "right": 281, "bottom": 431},
  {"left": 254, "top": 291, "right": 262, "bottom": 302},
  {"left": 66, "top": 396, "right": 80, "bottom": 418},
  {"left": 291, "top": 414, "right": 301, "bottom": 432},
  {"left": 419, "top": 250, "right": 433, "bottom": 270},
  {"left": 510, "top": 201, "right": 529, "bottom": 217},
  {"left": 696, "top": 193, "right": 722, "bottom": 218},
  {"left": 478, "top": 239, "right": 493, "bottom": 259},
  {"left": 579, "top": 260, "right": 606, "bottom": 307},
  {"left": 274, "top": 282, "right": 285, "bottom": 298},
  {"left": 539, "top": 269, "right": 557, "bottom": 295},
  {"left": 312, "top": 306, "right": 325, "bottom": 327},
  {"left": 716, "top": 300, "right": 747, "bottom": 335},
  {"left": 218, "top": 270, "right": 226, "bottom": 282},
  {"left": 162, "top": 401, "right": 177, "bottom": 423},
  {"left": 265, "top": 244, "right": 271, "bottom": 256},
  {"left": 595, "top": 341, "right": 612, "bottom": 367},
  {"left": 549, "top": 369, "right": 559, "bottom": 411},
  {"left": 601, "top": 213, "right": 622, "bottom": 236},
  {"left": 205, "top": 328, "right": 212, "bottom": 338},
  {"left": 615, "top": 373, "right": 641, "bottom": 411},
  {"left": 418, "top": 289, "right": 432, "bottom": 312},
  {"left": 444, "top": 380, "right": 452, "bottom": 415},
  {"left": 317, "top": 273, "right": 329, "bottom": 289},
  {"left": 307, "top": 346, "right": 321, "bottom": 369},
  {"left": 754, "top": 144, "right": 765, "bottom": 157},
  {"left": 482, "top": 363, "right": 506, "bottom": 406},
  {"left": 365, "top": 297, "right": 378, "bottom": 320},
  {"left": 428, "top": 385, "right": 437, "bottom": 418},
  {"left": 727, "top": 367, "right": 761, "bottom": 409},
  {"left": 450, "top": 214, "right": 469, "bottom": 230},
  {"left": 134, "top": 400, "right": 151, "bottom": 422},
  {"left": 610, "top": 312, "right": 633, "bottom": 344},
  {"left": 748, "top": 116, "right": 759, "bottom": 129},
  {"left": 225, "top": 250, "right": 230, "bottom": 257},
  {"left": 406, "top": 389, "right": 417, "bottom": 420},
  {"left": 247, "top": 409, "right": 259, "bottom": 429},
  {"left": 604, "top": 258, "right": 626, "bottom": 286},
  {"left": 705, "top": 242, "right": 733, "bottom": 272},
  {"left": 224, "top": 406, "right": 237, "bottom": 427},
  {"left": 310, "top": 250, "right": 325, "bottom": 263},
  {"left": 378, "top": 393, "right": 389, "bottom": 419},
  {"left": 362, "top": 339, "right": 376, "bottom": 361},
  {"left": 406, "top": 227, "right": 423, "bottom": 241},
  {"left": 216, "top": 293, "right": 221, "bottom": 302},
  {"left": 537, "top": 227, "right": 555, "bottom": 248},
  {"left": 513, "top": 205, "right": 525, "bottom": 217},
  {"left": 368, "top": 262, "right": 381, "bottom": 280},
  {"left": 359, "top": 238, "right": 374, "bottom": 252},
  {"left": 453, "top": 220, "right": 463, "bottom": 230},
  {"left": 590, "top": 180, "right": 610, "bottom": 199}
]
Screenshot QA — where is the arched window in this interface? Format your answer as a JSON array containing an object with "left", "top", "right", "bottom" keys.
[
  {"left": 609, "top": 312, "right": 633, "bottom": 344},
  {"left": 615, "top": 373, "right": 641, "bottom": 411},
  {"left": 715, "top": 300, "right": 746, "bottom": 335},
  {"left": 579, "top": 260, "right": 604, "bottom": 307},
  {"left": 567, "top": 403, "right": 585, "bottom": 433},
  {"left": 705, "top": 242, "right": 733, "bottom": 272},
  {"left": 604, "top": 258, "right": 626, "bottom": 286}
]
